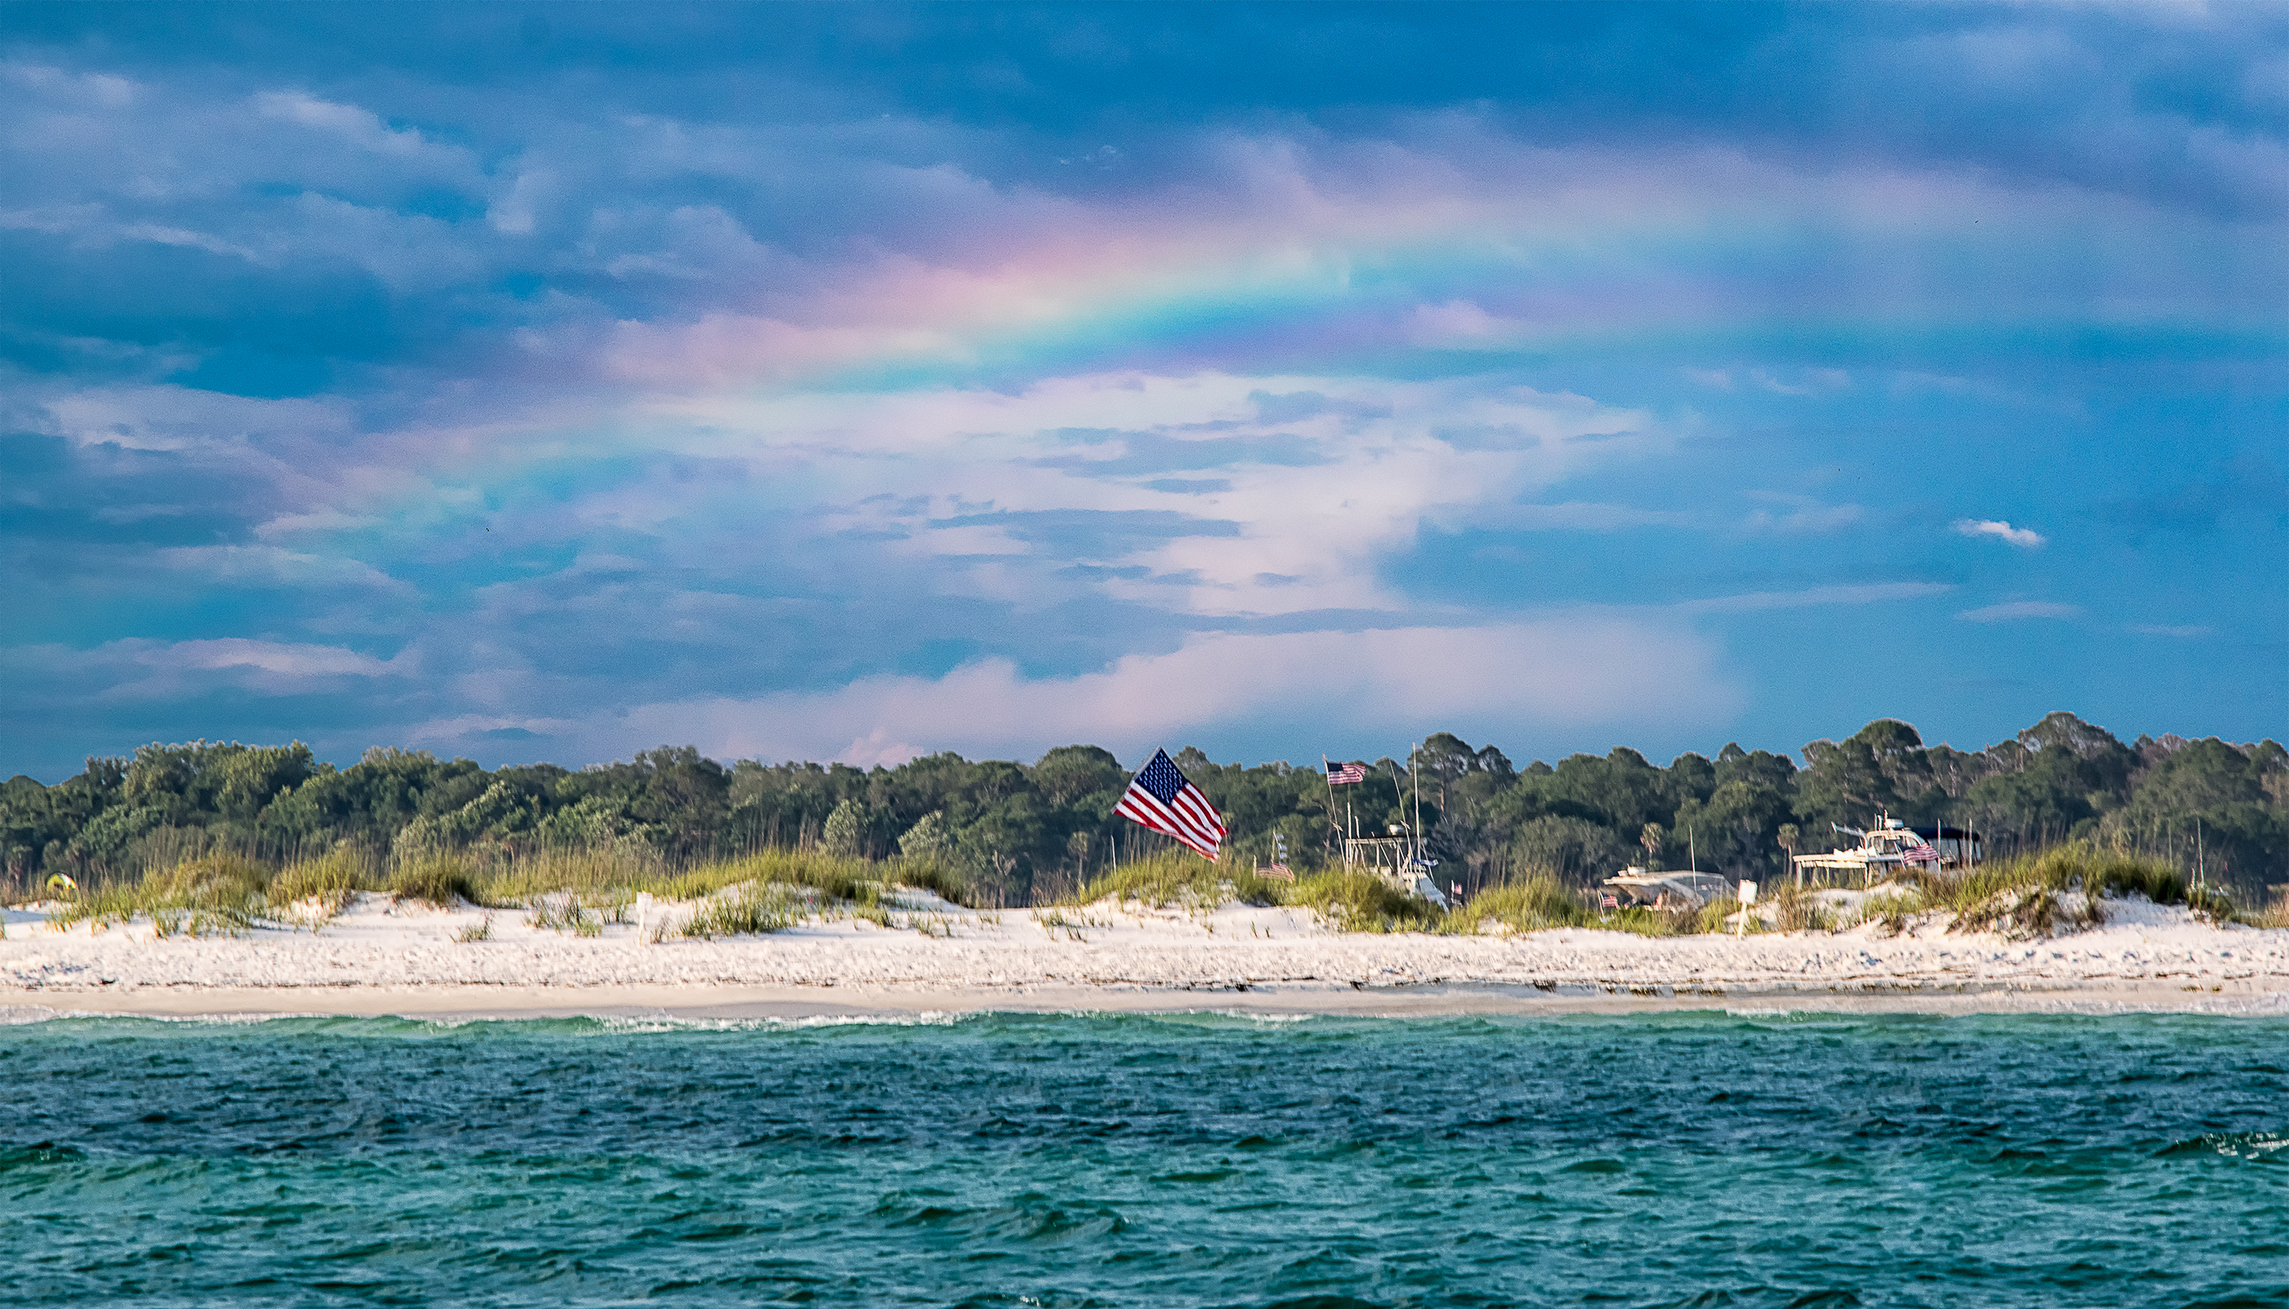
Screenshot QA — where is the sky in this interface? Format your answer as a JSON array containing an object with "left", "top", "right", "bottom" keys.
[{"left": 2, "top": 2, "right": 2285, "bottom": 781}]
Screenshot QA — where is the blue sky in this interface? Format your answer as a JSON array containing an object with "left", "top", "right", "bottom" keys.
[{"left": 2, "top": 3, "right": 2284, "bottom": 780}]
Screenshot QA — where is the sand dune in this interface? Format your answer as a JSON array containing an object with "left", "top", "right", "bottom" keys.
[{"left": 5, "top": 891, "right": 2288, "bottom": 1020}]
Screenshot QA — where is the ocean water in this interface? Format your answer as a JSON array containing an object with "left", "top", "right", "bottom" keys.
[{"left": 4, "top": 1010, "right": 2287, "bottom": 1307}]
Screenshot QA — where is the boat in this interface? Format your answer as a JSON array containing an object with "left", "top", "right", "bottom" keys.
[
  {"left": 1792, "top": 817, "right": 1981, "bottom": 884},
  {"left": 1600, "top": 867, "right": 1732, "bottom": 911},
  {"left": 1341, "top": 829, "right": 1451, "bottom": 908}
]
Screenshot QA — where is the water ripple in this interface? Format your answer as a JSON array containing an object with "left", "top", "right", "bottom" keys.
[{"left": 4, "top": 1013, "right": 2289, "bottom": 1306}]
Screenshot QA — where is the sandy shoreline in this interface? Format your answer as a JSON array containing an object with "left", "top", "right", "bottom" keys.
[
  {"left": 7, "top": 891, "right": 2289, "bottom": 1021},
  {"left": 7, "top": 979, "right": 2289, "bottom": 1024}
]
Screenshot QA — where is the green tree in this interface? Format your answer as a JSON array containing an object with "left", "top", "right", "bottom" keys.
[
  {"left": 1795, "top": 720, "right": 1930, "bottom": 838},
  {"left": 820, "top": 798, "right": 871, "bottom": 859},
  {"left": 1511, "top": 816, "right": 1633, "bottom": 886},
  {"left": 1529, "top": 749, "right": 1668, "bottom": 833},
  {"left": 1673, "top": 778, "right": 1794, "bottom": 876},
  {"left": 1032, "top": 745, "right": 1125, "bottom": 808},
  {"left": 899, "top": 811, "right": 952, "bottom": 861},
  {"left": 1639, "top": 822, "right": 1665, "bottom": 869}
]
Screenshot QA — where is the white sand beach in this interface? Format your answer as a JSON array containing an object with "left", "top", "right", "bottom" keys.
[{"left": 6, "top": 890, "right": 2289, "bottom": 1021}]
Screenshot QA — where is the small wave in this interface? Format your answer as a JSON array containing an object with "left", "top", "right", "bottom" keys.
[
  {"left": 591, "top": 1011, "right": 968, "bottom": 1033},
  {"left": 0, "top": 1141, "right": 88, "bottom": 1167},
  {"left": 0, "top": 1008, "right": 342, "bottom": 1031},
  {"left": 2163, "top": 1131, "right": 2289, "bottom": 1161}
]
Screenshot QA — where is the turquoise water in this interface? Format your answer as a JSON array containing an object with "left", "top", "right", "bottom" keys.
[{"left": 4, "top": 1011, "right": 2287, "bottom": 1307}]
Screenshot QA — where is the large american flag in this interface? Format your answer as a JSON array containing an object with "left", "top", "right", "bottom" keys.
[
  {"left": 1902, "top": 830, "right": 1943, "bottom": 864},
  {"left": 1115, "top": 749, "right": 1226, "bottom": 861},
  {"left": 1327, "top": 761, "right": 1368, "bottom": 785}
]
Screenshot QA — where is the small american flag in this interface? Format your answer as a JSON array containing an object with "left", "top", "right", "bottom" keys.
[
  {"left": 1327, "top": 761, "right": 1367, "bottom": 785},
  {"left": 1115, "top": 750, "right": 1226, "bottom": 861},
  {"left": 1902, "top": 830, "right": 1942, "bottom": 865}
]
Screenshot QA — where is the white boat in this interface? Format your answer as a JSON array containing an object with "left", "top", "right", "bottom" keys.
[
  {"left": 1792, "top": 817, "right": 1980, "bottom": 884},
  {"left": 1600, "top": 867, "right": 1732, "bottom": 910},
  {"left": 1341, "top": 832, "right": 1450, "bottom": 908}
]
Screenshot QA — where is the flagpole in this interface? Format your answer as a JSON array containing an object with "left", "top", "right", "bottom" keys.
[{"left": 1411, "top": 743, "right": 1424, "bottom": 882}]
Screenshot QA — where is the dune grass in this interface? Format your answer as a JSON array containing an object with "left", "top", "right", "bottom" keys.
[
  {"left": 1067, "top": 850, "right": 1285, "bottom": 911},
  {"left": 1464, "top": 878, "right": 1592, "bottom": 934},
  {"left": 673, "top": 883, "right": 803, "bottom": 940},
  {"left": 2247, "top": 892, "right": 2289, "bottom": 931},
  {"left": 34, "top": 841, "right": 972, "bottom": 939},
  {"left": 1899, "top": 843, "right": 2229, "bottom": 935},
  {"left": 50, "top": 852, "right": 271, "bottom": 936},
  {"left": 389, "top": 855, "right": 484, "bottom": 908},
  {"left": 268, "top": 846, "right": 373, "bottom": 916},
  {"left": 1286, "top": 870, "right": 1445, "bottom": 933},
  {"left": 477, "top": 844, "right": 663, "bottom": 905},
  {"left": 1061, "top": 861, "right": 1799, "bottom": 938},
  {"left": 1452, "top": 848, "right": 2221, "bottom": 939},
  {"left": 27, "top": 835, "right": 2233, "bottom": 943},
  {"left": 1763, "top": 881, "right": 1833, "bottom": 934}
]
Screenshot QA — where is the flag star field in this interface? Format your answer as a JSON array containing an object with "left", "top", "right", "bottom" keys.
[{"left": 1, "top": 3, "right": 2283, "bottom": 779}]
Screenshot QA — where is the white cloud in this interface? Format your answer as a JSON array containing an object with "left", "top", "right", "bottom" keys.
[
  {"left": 488, "top": 165, "right": 553, "bottom": 235},
  {"left": 1750, "top": 368, "right": 1851, "bottom": 396},
  {"left": 45, "top": 386, "right": 351, "bottom": 454},
  {"left": 1679, "top": 582, "right": 1953, "bottom": 614},
  {"left": 1743, "top": 502, "right": 1866, "bottom": 534},
  {"left": 402, "top": 713, "right": 581, "bottom": 744},
  {"left": 253, "top": 91, "right": 444, "bottom": 162},
  {"left": 3, "top": 62, "right": 137, "bottom": 108},
  {"left": 1502, "top": 502, "right": 1694, "bottom": 532},
  {"left": 639, "top": 370, "right": 1657, "bottom": 618},
  {"left": 148, "top": 638, "right": 402, "bottom": 677},
  {"left": 253, "top": 508, "right": 387, "bottom": 539},
  {"left": 1952, "top": 518, "right": 2046, "bottom": 547},
  {"left": 155, "top": 545, "right": 408, "bottom": 592},
  {"left": 92, "top": 503, "right": 196, "bottom": 525},
  {"left": 0, "top": 636, "right": 421, "bottom": 702},
  {"left": 109, "top": 221, "right": 261, "bottom": 261},
  {"left": 1403, "top": 300, "right": 1536, "bottom": 350},
  {"left": 1956, "top": 600, "right": 2082, "bottom": 622},
  {"left": 581, "top": 617, "right": 1739, "bottom": 766}
]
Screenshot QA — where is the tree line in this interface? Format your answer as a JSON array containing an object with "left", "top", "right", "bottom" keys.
[{"left": 3, "top": 711, "right": 2284, "bottom": 906}]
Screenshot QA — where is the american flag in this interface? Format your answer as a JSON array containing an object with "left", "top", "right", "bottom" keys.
[
  {"left": 1114, "top": 749, "right": 1226, "bottom": 861},
  {"left": 1902, "top": 830, "right": 1942, "bottom": 864},
  {"left": 1327, "top": 761, "right": 1368, "bottom": 785}
]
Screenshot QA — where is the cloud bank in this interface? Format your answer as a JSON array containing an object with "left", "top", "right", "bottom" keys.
[{"left": 2, "top": 6, "right": 2284, "bottom": 775}]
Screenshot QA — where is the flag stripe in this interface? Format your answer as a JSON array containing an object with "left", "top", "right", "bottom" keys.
[
  {"left": 1115, "top": 749, "right": 1225, "bottom": 859},
  {"left": 1118, "top": 790, "right": 1216, "bottom": 852},
  {"left": 1119, "top": 796, "right": 1220, "bottom": 859},
  {"left": 1150, "top": 790, "right": 1221, "bottom": 850}
]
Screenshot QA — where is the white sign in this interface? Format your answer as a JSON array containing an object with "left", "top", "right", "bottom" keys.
[{"left": 1737, "top": 880, "right": 1758, "bottom": 905}]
